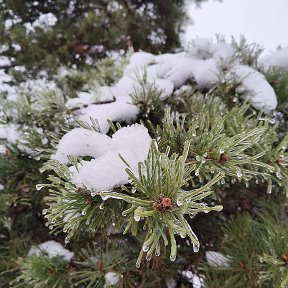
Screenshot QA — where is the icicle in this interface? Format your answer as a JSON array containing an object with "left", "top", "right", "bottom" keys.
[
  {"left": 268, "top": 167, "right": 275, "bottom": 173},
  {"left": 134, "top": 215, "right": 141, "bottom": 222},
  {"left": 146, "top": 254, "right": 152, "bottom": 261},
  {"left": 170, "top": 254, "right": 176, "bottom": 261},
  {"left": 180, "top": 232, "right": 186, "bottom": 238},
  {"left": 91, "top": 191, "right": 97, "bottom": 197},
  {"left": 267, "top": 177, "right": 272, "bottom": 194},
  {"left": 36, "top": 184, "right": 46, "bottom": 191},
  {"left": 176, "top": 199, "right": 183, "bottom": 206},
  {"left": 142, "top": 245, "right": 150, "bottom": 252},
  {"left": 236, "top": 171, "right": 242, "bottom": 178},
  {"left": 193, "top": 242, "right": 200, "bottom": 253},
  {"left": 276, "top": 172, "right": 283, "bottom": 179}
]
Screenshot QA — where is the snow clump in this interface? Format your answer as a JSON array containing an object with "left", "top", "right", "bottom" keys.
[
  {"left": 28, "top": 240, "right": 74, "bottom": 262},
  {"left": 66, "top": 37, "right": 277, "bottom": 133},
  {"left": 54, "top": 124, "right": 151, "bottom": 193}
]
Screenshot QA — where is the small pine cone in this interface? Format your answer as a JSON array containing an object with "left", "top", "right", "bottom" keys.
[{"left": 162, "top": 197, "right": 172, "bottom": 208}]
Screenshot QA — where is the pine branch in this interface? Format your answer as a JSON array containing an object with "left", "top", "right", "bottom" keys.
[{"left": 98, "top": 140, "right": 223, "bottom": 267}]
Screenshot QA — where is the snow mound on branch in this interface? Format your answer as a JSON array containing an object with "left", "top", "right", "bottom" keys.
[
  {"left": 190, "top": 58, "right": 220, "bottom": 89},
  {"left": 54, "top": 124, "right": 151, "bottom": 193},
  {"left": 104, "top": 272, "right": 122, "bottom": 286},
  {"left": 188, "top": 38, "right": 234, "bottom": 62},
  {"left": 25, "top": 13, "right": 57, "bottom": 32},
  {"left": 65, "top": 38, "right": 278, "bottom": 134},
  {"left": 181, "top": 271, "right": 204, "bottom": 288},
  {"left": 0, "top": 124, "right": 21, "bottom": 144},
  {"left": 54, "top": 128, "right": 113, "bottom": 164},
  {"left": 20, "top": 78, "right": 57, "bottom": 93},
  {"left": 227, "top": 65, "right": 277, "bottom": 112},
  {"left": 0, "top": 145, "right": 7, "bottom": 154},
  {"left": 77, "top": 96, "right": 139, "bottom": 134},
  {"left": 28, "top": 240, "right": 74, "bottom": 262},
  {"left": 124, "top": 51, "right": 155, "bottom": 76},
  {"left": 0, "top": 67, "right": 17, "bottom": 99},
  {"left": 259, "top": 47, "right": 288, "bottom": 71},
  {"left": 66, "top": 87, "right": 115, "bottom": 109}
]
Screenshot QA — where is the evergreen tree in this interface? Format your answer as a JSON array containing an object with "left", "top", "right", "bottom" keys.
[
  {"left": 1, "top": 3, "right": 288, "bottom": 288},
  {"left": 0, "top": 0, "right": 190, "bottom": 79}
]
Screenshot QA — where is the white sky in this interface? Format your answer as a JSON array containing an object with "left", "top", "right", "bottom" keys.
[{"left": 184, "top": 0, "right": 288, "bottom": 55}]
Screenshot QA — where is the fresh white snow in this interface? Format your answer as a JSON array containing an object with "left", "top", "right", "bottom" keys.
[
  {"left": 0, "top": 124, "right": 21, "bottom": 144},
  {"left": 77, "top": 96, "right": 139, "bottom": 134},
  {"left": 48, "top": 37, "right": 281, "bottom": 195},
  {"left": 69, "top": 37, "right": 277, "bottom": 128},
  {"left": 259, "top": 47, "right": 288, "bottom": 71},
  {"left": 181, "top": 271, "right": 204, "bottom": 288},
  {"left": 54, "top": 124, "right": 151, "bottom": 193},
  {"left": 104, "top": 272, "right": 122, "bottom": 286},
  {"left": 227, "top": 64, "right": 277, "bottom": 112},
  {"left": 28, "top": 240, "right": 74, "bottom": 261},
  {"left": 54, "top": 128, "right": 113, "bottom": 164}
]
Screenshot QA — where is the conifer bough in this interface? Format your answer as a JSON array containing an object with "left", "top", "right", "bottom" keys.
[
  {"left": 98, "top": 141, "right": 224, "bottom": 267},
  {"left": 1, "top": 35, "right": 288, "bottom": 287}
]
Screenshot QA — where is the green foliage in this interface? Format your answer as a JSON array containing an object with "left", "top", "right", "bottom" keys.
[
  {"left": 265, "top": 67, "right": 288, "bottom": 113},
  {"left": 71, "top": 242, "right": 126, "bottom": 288},
  {"left": 202, "top": 201, "right": 288, "bottom": 288},
  {"left": 98, "top": 140, "right": 223, "bottom": 267},
  {"left": 155, "top": 95, "right": 288, "bottom": 196},
  {"left": 1, "top": 20, "right": 288, "bottom": 286},
  {"left": 12, "top": 255, "right": 70, "bottom": 288},
  {"left": 231, "top": 35, "right": 264, "bottom": 67},
  {"left": 38, "top": 160, "right": 124, "bottom": 242},
  {"left": 0, "top": 0, "right": 189, "bottom": 77},
  {"left": 130, "top": 74, "right": 165, "bottom": 124},
  {"left": 0, "top": 237, "right": 31, "bottom": 288},
  {"left": 58, "top": 58, "right": 126, "bottom": 98}
]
